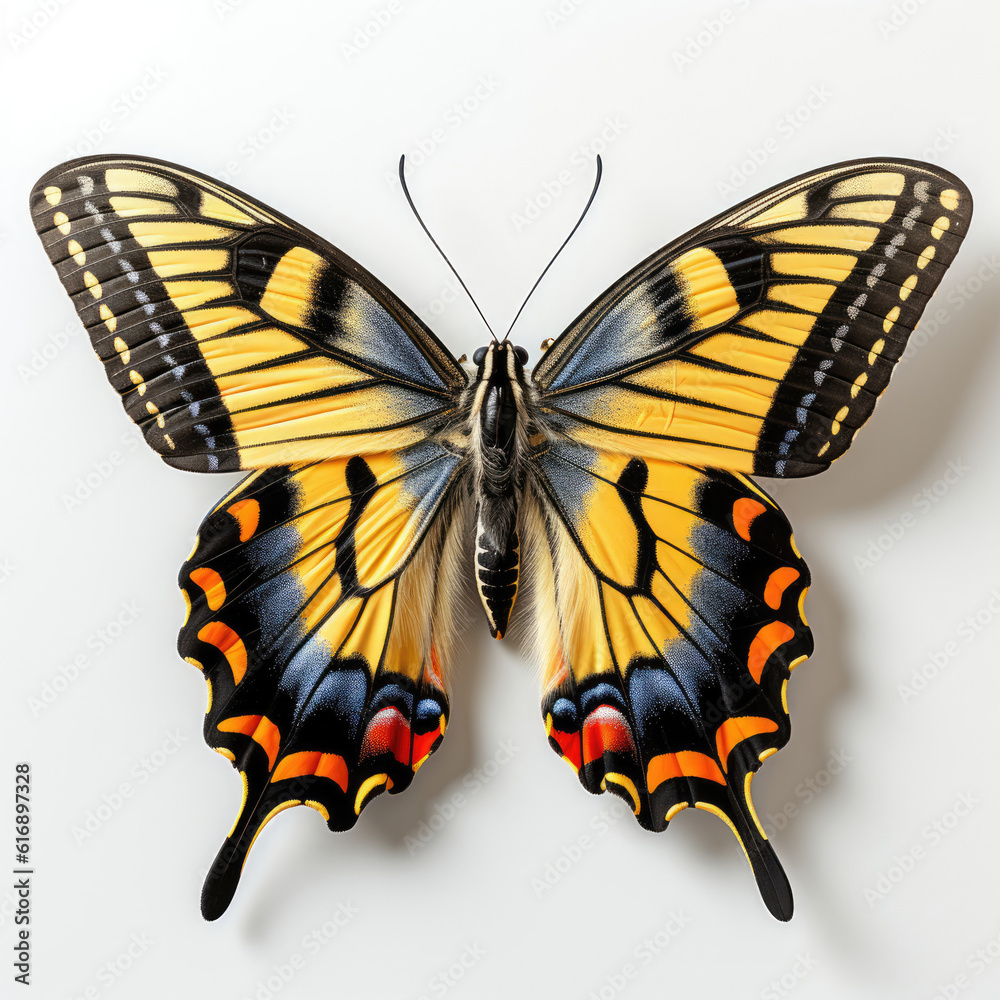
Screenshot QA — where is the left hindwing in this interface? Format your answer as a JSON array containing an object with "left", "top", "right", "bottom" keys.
[
  {"left": 525, "top": 446, "right": 811, "bottom": 919},
  {"left": 533, "top": 158, "right": 971, "bottom": 477},
  {"left": 30, "top": 155, "right": 466, "bottom": 471},
  {"left": 179, "top": 441, "right": 468, "bottom": 918}
]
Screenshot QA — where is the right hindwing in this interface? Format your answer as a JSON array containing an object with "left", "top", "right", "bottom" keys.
[{"left": 524, "top": 444, "right": 811, "bottom": 919}]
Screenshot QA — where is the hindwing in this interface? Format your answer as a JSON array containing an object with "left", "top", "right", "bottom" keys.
[
  {"left": 526, "top": 446, "right": 810, "bottom": 918},
  {"left": 179, "top": 442, "right": 468, "bottom": 918}
]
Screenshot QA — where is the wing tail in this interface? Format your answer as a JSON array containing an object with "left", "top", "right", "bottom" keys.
[
  {"left": 179, "top": 453, "right": 464, "bottom": 917},
  {"left": 529, "top": 451, "right": 810, "bottom": 919}
]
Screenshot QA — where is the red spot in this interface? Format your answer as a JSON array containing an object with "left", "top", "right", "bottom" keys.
[
  {"left": 548, "top": 726, "right": 583, "bottom": 771},
  {"left": 360, "top": 707, "right": 412, "bottom": 765},
  {"left": 412, "top": 725, "right": 443, "bottom": 767},
  {"left": 581, "top": 705, "right": 635, "bottom": 766}
]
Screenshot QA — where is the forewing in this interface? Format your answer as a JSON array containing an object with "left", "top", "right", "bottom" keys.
[
  {"left": 30, "top": 155, "right": 466, "bottom": 471},
  {"left": 179, "top": 441, "right": 468, "bottom": 918},
  {"left": 533, "top": 159, "right": 972, "bottom": 476},
  {"left": 526, "top": 445, "right": 811, "bottom": 919}
]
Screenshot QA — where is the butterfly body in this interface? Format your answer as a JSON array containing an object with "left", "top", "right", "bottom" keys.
[
  {"left": 467, "top": 341, "right": 534, "bottom": 638},
  {"left": 30, "top": 154, "right": 972, "bottom": 920}
]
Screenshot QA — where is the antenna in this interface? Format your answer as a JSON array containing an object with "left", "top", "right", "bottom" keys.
[
  {"left": 503, "top": 154, "right": 602, "bottom": 342},
  {"left": 398, "top": 155, "right": 498, "bottom": 343}
]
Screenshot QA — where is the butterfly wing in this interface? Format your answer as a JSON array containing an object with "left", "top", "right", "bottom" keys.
[
  {"left": 525, "top": 450, "right": 809, "bottom": 919},
  {"left": 30, "top": 156, "right": 473, "bottom": 918},
  {"left": 533, "top": 158, "right": 972, "bottom": 476},
  {"left": 182, "top": 444, "right": 468, "bottom": 918},
  {"left": 526, "top": 159, "right": 972, "bottom": 918},
  {"left": 30, "top": 155, "right": 465, "bottom": 471}
]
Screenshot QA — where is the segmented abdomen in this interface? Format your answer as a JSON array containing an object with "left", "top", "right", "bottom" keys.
[{"left": 475, "top": 505, "right": 519, "bottom": 640}]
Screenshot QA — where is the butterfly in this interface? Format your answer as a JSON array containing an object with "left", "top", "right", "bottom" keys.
[{"left": 30, "top": 153, "right": 971, "bottom": 921}]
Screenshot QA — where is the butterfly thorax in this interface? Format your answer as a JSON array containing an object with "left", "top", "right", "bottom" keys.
[{"left": 468, "top": 342, "right": 532, "bottom": 639}]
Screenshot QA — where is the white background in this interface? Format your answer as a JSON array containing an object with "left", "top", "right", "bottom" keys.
[{"left": 2, "top": 1, "right": 999, "bottom": 997}]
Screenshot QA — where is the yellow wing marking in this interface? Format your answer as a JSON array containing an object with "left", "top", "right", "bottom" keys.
[
  {"left": 108, "top": 195, "right": 177, "bottom": 217},
  {"left": 603, "top": 585, "right": 658, "bottom": 669},
  {"left": 577, "top": 456, "right": 640, "bottom": 584},
  {"left": 828, "top": 200, "right": 895, "bottom": 223},
  {"left": 737, "top": 308, "right": 818, "bottom": 347},
  {"left": 163, "top": 279, "right": 233, "bottom": 311},
  {"left": 770, "top": 251, "right": 856, "bottom": 281},
  {"left": 766, "top": 283, "right": 837, "bottom": 313},
  {"left": 199, "top": 190, "right": 256, "bottom": 224},
  {"left": 600, "top": 772, "right": 641, "bottom": 815},
  {"left": 744, "top": 771, "right": 767, "bottom": 838},
  {"left": 354, "top": 774, "right": 390, "bottom": 815},
  {"left": 760, "top": 224, "right": 878, "bottom": 251},
  {"left": 195, "top": 327, "right": 308, "bottom": 377},
  {"left": 147, "top": 247, "right": 230, "bottom": 278},
  {"left": 940, "top": 189, "right": 960, "bottom": 211},
  {"left": 128, "top": 220, "right": 231, "bottom": 248},
  {"left": 105, "top": 167, "right": 179, "bottom": 197},
  {"left": 828, "top": 172, "right": 904, "bottom": 198},
  {"left": 672, "top": 246, "right": 740, "bottom": 332},
  {"left": 258, "top": 246, "right": 327, "bottom": 328},
  {"left": 743, "top": 192, "right": 810, "bottom": 228},
  {"left": 336, "top": 586, "right": 394, "bottom": 668}
]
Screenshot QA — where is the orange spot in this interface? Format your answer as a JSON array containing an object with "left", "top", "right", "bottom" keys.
[
  {"left": 197, "top": 621, "right": 248, "bottom": 684},
  {"left": 218, "top": 714, "right": 281, "bottom": 769},
  {"left": 764, "top": 567, "right": 800, "bottom": 609},
  {"left": 732, "top": 498, "right": 767, "bottom": 541},
  {"left": 228, "top": 498, "right": 260, "bottom": 542},
  {"left": 748, "top": 621, "right": 796, "bottom": 683},
  {"left": 271, "top": 750, "right": 349, "bottom": 792},
  {"left": 647, "top": 751, "right": 725, "bottom": 791},
  {"left": 715, "top": 716, "right": 779, "bottom": 772},
  {"left": 189, "top": 567, "right": 226, "bottom": 610}
]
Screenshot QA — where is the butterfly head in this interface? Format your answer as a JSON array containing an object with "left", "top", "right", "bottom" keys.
[{"left": 472, "top": 342, "right": 529, "bottom": 377}]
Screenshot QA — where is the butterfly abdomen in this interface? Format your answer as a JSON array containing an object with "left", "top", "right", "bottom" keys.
[
  {"left": 468, "top": 343, "right": 531, "bottom": 638},
  {"left": 475, "top": 494, "right": 520, "bottom": 639}
]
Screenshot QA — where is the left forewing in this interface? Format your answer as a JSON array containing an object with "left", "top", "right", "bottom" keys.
[
  {"left": 30, "top": 156, "right": 466, "bottom": 471},
  {"left": 525, "top": 442, "right": 811, "bottom": 919}
]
